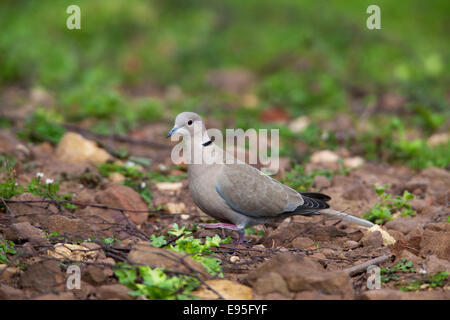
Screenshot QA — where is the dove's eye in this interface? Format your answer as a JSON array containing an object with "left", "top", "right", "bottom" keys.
[{"left": 187, "top": 120, "right": 193, "bottom": 126}]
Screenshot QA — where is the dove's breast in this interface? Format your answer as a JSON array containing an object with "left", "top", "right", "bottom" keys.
[{"left": 187, "top": 164, "right": 251, "bottom": 227}]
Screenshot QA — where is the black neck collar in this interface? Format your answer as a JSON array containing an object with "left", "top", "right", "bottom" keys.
[{"left": 202, "top": 140, "right": 212, "bottom": 147}]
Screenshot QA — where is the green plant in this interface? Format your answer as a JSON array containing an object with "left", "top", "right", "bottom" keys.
[
  {"left": 397, "top": 271, "right": 448, "bottom": 291},
  {"left": 0, "top": 177, "right": 24, "bottom": 200},
  {"left": 380, "top": 260, "right": 417, "bottom": 283},
  {"left": 16, "top": 109, "right": 66, "bottom": 144},
  {"left": 151, "top": 224, "right": 230, "bottom": 276},
  {"left": 101, "top": 236, "right": 122, "bottom": 245},
  {"left": 0, "top": 240, "right": 17, "bottom": 264},
  {"left": 114, "top": 263, "right": 200, "bottom": 300},
  {"left": 363, "top": 185, "right": 416, "bottom": 224},
  {"left": 282, "top": 165, "right": 345, "bottom": 192}
]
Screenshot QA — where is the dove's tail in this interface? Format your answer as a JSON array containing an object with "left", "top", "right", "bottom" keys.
[{"left": 319, "top": 208, "right": 375, "bottom": 228}]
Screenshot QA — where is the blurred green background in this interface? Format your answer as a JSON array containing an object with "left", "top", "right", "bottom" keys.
[{"left": 0, "top": 0, "right": 448, "bottom": 169}]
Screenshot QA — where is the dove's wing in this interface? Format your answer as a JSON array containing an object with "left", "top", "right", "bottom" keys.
[{"left": 215, "top": 163, "right": 329, "bottom": 218}]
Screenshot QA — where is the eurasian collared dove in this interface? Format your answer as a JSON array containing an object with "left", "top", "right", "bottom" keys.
[{"left": 167, "top": 112, "right": 374, "bottom": 243}]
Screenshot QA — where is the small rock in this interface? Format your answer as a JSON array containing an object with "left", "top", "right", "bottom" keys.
[
  {"left": 165, "top": 202, "right": 186, "bottom": 214},
  {"left": 344, "top": 240, "right": 360, "bottom": 250},
  {"left": 128, "top": 242, "right": 209, "bottom": 279},
  {"left": 289, "top": 237, "right": 315, "bottom": 249},
  {"left": 20, "top": 260, "right": 64, "bottom": 293},
  {"left": 4, "top": 222, "right": 46, "bottom": 244},
  {"left": 385, "top": 216, "right": 427, "bottom": 235},
  {"left": 427, "top": 133, "right": 449, "bottom": 147},
  {"left": 82, "top": 265, "right": 108, "bottom": 285},
  {"left": 8, "top": 193, "right": 50, "bottom": 225},
  {"left": 321, "top": 248, "right": 337, "bottom": 258},
  {"left": 55, "top": 132, "right": 111, "bottom": 165},
  {"left": 155, "top": 182, "right": 183, "bottom": 192},
  {"left": 96, "top": 185, "right": 148, "bottom": 225},
  {"left": 367, "top": 225, "right": 396, "bottom": 246},
  {"left": 310, "top": 150, "right": 339, "bottom": 164},
  {"left": 342, "top": 183, "right": 374, "bottom": 201},
  {"left": 288, "top": 116, "right": 310, "bottom": 133},
  {"left": 48, "top": 215, "right": 93, "bottom": 240},
  {"left": 409, "top": 199, "right": 427, "bottom": 213},
  {"left": 420, "top": 223, "right": 450, "bottom": 260},
  {"left": 47, "top": 243, "right": 99, "bottom": 262},
  {"left": 230, "top": 256, "right": 240, "bottom": 263},
  {"left": 312, "top": 175, "right": 331, "bottom": 189},
  {"left": 96, "top": 284, "right": 133, "bottom": 300},
  {"left": 0, "top": 265, "right": 21, "bottom": 280},
  {"left": 194, "top": 280, "right": 253, "bottom": 300},
  {"left": 425, "top": 255, "right": 450, "bottom": 274},
  {"left": 403, "top": 177, "right": 429, "bottom": 194},
  {"left": 361, "top": 230, "right": 383, "bottom": 248},
  {"left": 109, "top": 172, "right": 126, "bottom": 183},
  {"left": 245, "top": 253, "right": 354, "bottom": 299},
  {"left": 253, "top": 272, "right": 290, "bottom": 297},
  {"left": 0, "top": 285, "right": 25, "bottom": 300},
  {"left": 343, "top": 157, "right": 364, "bottom": 169}
]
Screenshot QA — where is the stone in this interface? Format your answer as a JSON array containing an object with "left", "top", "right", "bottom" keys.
[
  {"left": 128, "top": 242, "right": 209, "bottom": 279},
  {"left": 288, "top": 116, "right": 310, "bottom": 133},
  {"left": 361, "top": 230, "right": 383, "bottom": 248},
  {"left": 420, "top": 223, "right": 450, "bottom": 260},
  {"left": 95, "top": 184, "right": 148, "bottom": 225},
  {"left": 155, "top": 182, "right": 183, "bottom": 192},
  {"left": 312, "top": 175, "right": 331, "bottom": 189},
  {"left": 0, "top": 265, "right": 21, "bottom": 280},
  {"left": 96, "top": 284, "right": 134, "bottom": 300},
  {"left": 253, "top": 272, "right": 290, "bottom": 297},
  {"left": 0, "top": 285, "right": 26, "bottom": 300},
  {"left": 47, "top": 243, "right": 99, "bottom": 262},
  {"left": 8, "top": 193, "right": 50, "bottom": 225},
  {"left": 343, "top": 157, "right": 364, "bottom": 169},
  {"left": 48, "top": 215, "right": 93, "bottom": 240},
  {"left": 366, "top": 225, "right": 396, "bottom": 246},
  {"left": 289, "top": 237, "right": 315, "bottom": 249},
  {"left": 409, "top": 199, "right": 427, "bottom": 213},
  {"left": 55, "top": 132, "right": 111, "bottom": 165},
  {"left": 344, "top": 240, "right": 360, "bottom": 250},
  {"left": 165, "top": 202, "right": 186, "bottom": 214},
  {"left": 245, "top": 253, "right": 354, "bottom": 299},
  {"left": 403, "top": 177, "right": 429, "bottom": 194},
  {"left": 20, "top": 260, "right": 64, "bottom": 293},
  {"left": 385, "top": 216, "right": 427, "bottom": 235},
  {"left": 427, "top": 133, "right": 449, "bottom": 147},
  {"left": 193, "top": 280, "right": 253, "bottom": 300},
  {"left": 310, "top": 150, "right": 339, "bottom": 164},
  {"left": 425, "top": 255, "right": 450, "bottom": 274},
  {"left": 4, "top": 222, "right": 46, "bottom": 244},
  {"left": 109, "top": 172, "right": 126, "bottom": 183},
  {"left": 82, "top": 265, "right": 108, "bottom": 285}
]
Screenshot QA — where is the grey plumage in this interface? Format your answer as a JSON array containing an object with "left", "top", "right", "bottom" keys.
[{"left": 167, "top": 112, "right": 374, "bottom": 243}]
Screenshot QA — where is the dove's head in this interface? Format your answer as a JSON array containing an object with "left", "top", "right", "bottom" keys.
[{"left": 167, "top": 112, "right": 205, "bottom": 138}]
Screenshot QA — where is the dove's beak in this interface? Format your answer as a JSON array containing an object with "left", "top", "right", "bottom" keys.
[{"left": 167, "top": 127, "right": 179, "bottom": 138}]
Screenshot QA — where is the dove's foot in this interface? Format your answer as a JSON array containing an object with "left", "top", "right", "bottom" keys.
[{"left": 197, "top": 223, "right": 244, "bottom": 244}]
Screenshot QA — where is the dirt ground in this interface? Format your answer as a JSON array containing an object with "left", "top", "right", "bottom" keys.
[{"left": 0, "top": 120, "right": 449, "bottom": 300}]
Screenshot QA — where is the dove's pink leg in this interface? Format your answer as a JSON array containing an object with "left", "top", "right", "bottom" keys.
[{"left": 198, "top": 223, "right": 245, "bottom": 244}]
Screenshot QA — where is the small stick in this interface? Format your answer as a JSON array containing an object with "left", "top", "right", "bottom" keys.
[{"left": 344, "top": 254, "right": 392, "bottom": 276}]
